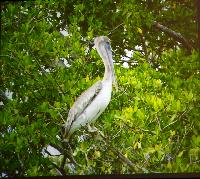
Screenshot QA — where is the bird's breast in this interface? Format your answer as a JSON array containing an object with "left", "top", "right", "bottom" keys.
[
  {"left": 85, "top": 80, "right": 112, "bottom": 120},
  {"left": 69, "top": 80, "right": 112, "bottom": 134},
  {"left": 96, "top": 80, "right": 112, "bottom": 106}
]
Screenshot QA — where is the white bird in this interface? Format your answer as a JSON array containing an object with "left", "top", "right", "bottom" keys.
[{"left": 64, "top": 36, "right": 117, "bottom": 138}]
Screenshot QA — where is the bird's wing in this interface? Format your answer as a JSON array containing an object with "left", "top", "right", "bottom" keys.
[{"left": 65, "top": 80, "right": 102, "bottom": 135}]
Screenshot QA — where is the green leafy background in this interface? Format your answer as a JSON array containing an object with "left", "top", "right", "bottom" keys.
[{"left": 0, "top": 0, "right": 199, "bottom": 176}]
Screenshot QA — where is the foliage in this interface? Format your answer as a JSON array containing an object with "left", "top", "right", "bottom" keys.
[{"left": 0, "top": 0, "right": 199, "bottom": 176}]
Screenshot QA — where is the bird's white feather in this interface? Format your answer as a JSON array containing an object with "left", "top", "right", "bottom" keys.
[
  {"left": 67, "top": 79, "right": 112, "bottom": 135},
  {"left": 64, "top": 81, "right": 102, "bottom": 136}
]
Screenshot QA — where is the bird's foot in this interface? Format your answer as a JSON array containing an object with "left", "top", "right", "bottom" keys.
[{"left": 87, "top": 124, "right": 98, "bottom": 133}]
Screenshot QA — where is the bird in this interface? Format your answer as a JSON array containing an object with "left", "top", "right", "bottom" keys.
[{"left": 64, "top": 36, "right": 117, "bottom": 139}]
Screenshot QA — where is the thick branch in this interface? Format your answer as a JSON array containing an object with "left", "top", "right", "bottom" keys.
[
  {"left": 49, "top": 142, "right": 79, "bottom": 166},
  {"left": 152, "top": 21, "right": 194, "bottom": 53}
]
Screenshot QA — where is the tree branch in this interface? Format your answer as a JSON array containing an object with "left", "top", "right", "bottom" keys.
[
  {"left": 50, "top": 162, "right": 66, "bottom": 176},
  {"left": 152, "top": 21, "right": 194, "bottom": 53},
  {"left": 97, "top": 132, "right": 149, "bottom": 173},
  {"left": 48, "top": 142, "right": 81, "bottom": 175}
]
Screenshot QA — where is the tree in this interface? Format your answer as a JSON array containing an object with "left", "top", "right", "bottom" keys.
[{"left": 0, "top": 0, "right": 199, "bottom": 176}]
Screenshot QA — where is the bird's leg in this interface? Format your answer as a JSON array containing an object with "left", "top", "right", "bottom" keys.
[{"left": 87, "top": 123, "right": 98, "bottom": 132}]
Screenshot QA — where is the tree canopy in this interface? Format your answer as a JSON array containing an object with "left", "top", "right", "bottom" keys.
[{"left": 0, "top": 0, "right": 199, "bottom": 177}]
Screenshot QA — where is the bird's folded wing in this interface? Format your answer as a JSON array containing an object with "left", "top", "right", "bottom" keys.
[{"left": 65, "top": 80, "right": 102, "bottom": 134}]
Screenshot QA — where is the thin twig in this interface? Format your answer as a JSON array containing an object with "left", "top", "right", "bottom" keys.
[
  {"left": 163, "top": 108, "right": 192, "bottom": 130},
  {"left": 90, "top": 129, "right": 150, "bottom": 173},
  {"left": 30, "top": 51, "right": 66, "bottom": 95},
  {"left": 108, "top": 23, "right": 124, "bottom": 36}
]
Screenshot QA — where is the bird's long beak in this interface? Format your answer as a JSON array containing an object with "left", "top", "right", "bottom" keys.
[{"left": 105, "top": 47, "right": 118, "bottom": 92}]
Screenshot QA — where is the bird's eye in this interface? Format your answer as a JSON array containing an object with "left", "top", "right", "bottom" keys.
[{"left": 105, "top": 41, "right": 111, "bottom": 50}]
